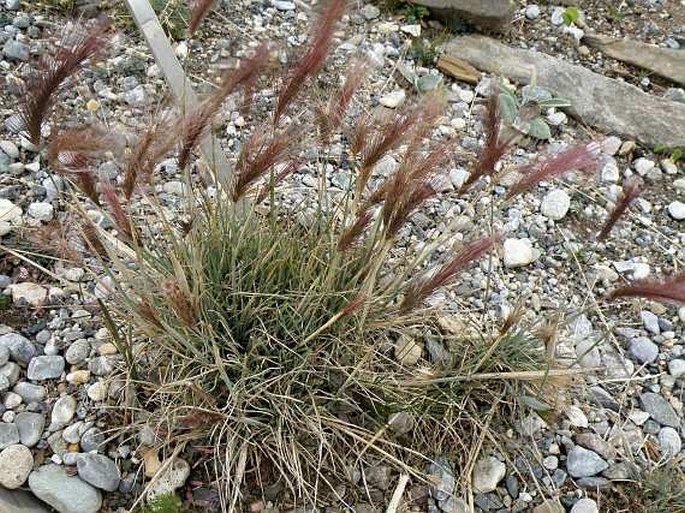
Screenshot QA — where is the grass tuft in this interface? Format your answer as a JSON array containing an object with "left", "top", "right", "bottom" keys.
[{"left": 9, "top": 3, "right": 609, "bottom": 510}]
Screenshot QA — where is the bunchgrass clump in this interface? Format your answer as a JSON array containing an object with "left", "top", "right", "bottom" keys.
[{"left": 7, "top": 1, "right": 612, "bottom": 509}]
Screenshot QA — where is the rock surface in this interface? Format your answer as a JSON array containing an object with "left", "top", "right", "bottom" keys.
[
  {"left": 472, "top": 456, "right": 506, "bottom": 493},
  {"left": 413, "top": 0, "right": 515, "bottom": 30},
  {"left": 583, "top": 33, "right": 685, "bottom": 87},
  {"left": 444, "top": 35, "right": 685, "bottom": 147},
  {"left": 28, "top": 465, "right": 102, "bottom": 513},
  {"left": 0, "top": 444, "right": 33, "bottom": 488}
]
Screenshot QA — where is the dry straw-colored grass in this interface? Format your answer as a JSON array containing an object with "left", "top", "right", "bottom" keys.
[{"left": 8, "top": 1, "right": 658, "bottom": 511}]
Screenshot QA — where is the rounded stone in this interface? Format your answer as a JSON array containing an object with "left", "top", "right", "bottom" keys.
[
  {"left": 15, "top": 411, "right": 45, "bottom": 447},
  {"left": 379, "top": 90, "right": 406, "bottom": 109},
  {"left": 541, "top": 189, "right": 571, "bottom": 220},
  {"left": 628, "top": 337, "right": 659, "bottom": 364},
  {"left": 65, "top": 339, "right": 91, "bottom": 365},
  {"left": 13, "top": 382, "right": 46, "bottom": 402},
  {"left": 50, "top": 395, "right": 77, "bottom": 430},
  {"left": 525, "top": 4, "right": 540, "bottom": 20},
  {"left": 566, "top": 446, "right": 608, "bottom": 478},
  {"left": 76, "top": 453, "right": 120, "bottom": 492},
  {"left": 86, "top": 381, "right": 108, "bottom": 402},
  {"left": 667, "top": 358, "right": 685, "bottom": 378},
  {"left": 27, "top": 202, "right": 54, "bottom": 222},
  {"left": 0, "top": 444, "right": 33, "bottom": 488},
  {"left": 503, "top": 238, "right": 535, "bottom": 268},
  {"left": 29, "top": 464, "right": 102, "bottom": 513},
  {"left": 27, "top": 355, "right": 65, "bottom": 381},
  {"left": 472, "top": 456, "right": 506, "bottom": 493},
  {"left": 0, "top": 333, "right": 36, "bottom": 365},
  {"left": 657, "top": 427, "right": 682, "bottom": 458},
  {"left": 667, "top": 201, "right": 685, "bottom": 220},
  {"left": 147, "top": 458, "right": 190, "bottom": 499},
  {"left": 571, "top": 498, "right": 599, "bottom": 513}
]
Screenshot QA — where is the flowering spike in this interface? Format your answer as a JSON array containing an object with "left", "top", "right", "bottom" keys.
[
  {"left": 505, "top": 143, "right": 601, "bottom": 199},
  {"left": 608, "top": 273, "right": 685, "bottom": 305},
  {"left": 400, "top": 235, "right": 498, "bottom": 312},
  {"left": 598, "top": 176, "right": 644, "bottom": 240}
]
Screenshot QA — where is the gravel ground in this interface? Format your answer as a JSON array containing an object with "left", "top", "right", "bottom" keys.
[{"left": 1, "top": 1, "right": 684, "bottom": 512}]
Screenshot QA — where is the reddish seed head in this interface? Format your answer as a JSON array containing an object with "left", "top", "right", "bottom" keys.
[
  {"left": 506, "top": 143, "right": 601, "bottom": 199},
  {"left": 608, "top": 273, "right": 685, "bottom": 305},
  {"left": 598, "top": 175, "right": 644, "bottom": 240}
]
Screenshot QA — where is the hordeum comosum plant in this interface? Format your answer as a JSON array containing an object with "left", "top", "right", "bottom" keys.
[{"left": 9, "top": 0, "right": 608, "bottom": 510}]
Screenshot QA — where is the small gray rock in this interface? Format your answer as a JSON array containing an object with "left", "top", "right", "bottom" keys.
[
  {"left": 525, "top": 4, "right": 540, "bottom": 20},
  {"left": 27, "top": 202, "right": 54, "bottom": 222},
  {"left": 2, "top": 40, "right": 29, "bottom": 61},
  {"left": 641, "top": 311, "right": 660, "bottom": 335},
  {"left": 0, "top": 424, "right": 19, "bottom": 450},
  {"left": 472, "top": 456, "right": 506, "bottom": 493},
  {"left": 88, "top": 356, "right": 114, "bottom": 376},
  {"left": 13, "top": 382, "right": 46, "bottom": 403},
  {"left": 50, "top": 396, "right": 76, "bottom": 430},
  {"left": 628, "top": 337, "right": 659, "bottom": 364},
  {"left": 275, "top": 0, "right": 295, "bottom": 10},
  {"left": 571, "top": 498, "right": 599, "bottom": 513},
  {"left": 361, "top": 4, "right": 380, "bottom": 20},
  {"left": 0, "top": 141, "right": 19, "bottom": 160},
  {"left": 15, "top": 411, "right": 45, "bottom": 447},
  {"left": 640, "top": 393, "right": 679, "bottom": 427},
  {"left": 668, "top": 359, "right": 685, "bottom": 378},
  {"left": 27, "top": 356, "right": 65, "bottom": 380},
  {"left": 667, "top": 201, "right": 685, "bottom": 220},
  {"left": 657, "top": 427, "right": 682, "bottom": 458},
  {"left": 0, "top": 444, "right": 33, "bottom": 489},
  {"left": 80, "top": 427, "right": 105, "bottom": 453},
  {"left": 29, "top": 464, "right": 102, "bottom": 513},
  {"left": 6, "top": 0, "right": 22, "bottom": 10},
  {"left": 76, "top": 453, "right": 120, "bottom": 492},
  {"left": 65, "top": 339, "right": 90, "bottom": 365},
  {"left": 427, "top": 455, "right": 455, "bottom": 501},
  {"left": 0, "top": 333, "right": 36, "bottom": 365},
  {"left": 540, "top": 189, "right": 571, "bottom": 220},
  {"left": 566, "top": 446, "right": 608, "bottom": 478},
  {"left": 0, "top": 363, "right": 21, "bottom": 385}
]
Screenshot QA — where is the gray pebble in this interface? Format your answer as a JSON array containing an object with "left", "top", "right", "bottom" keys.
[
  {"left": 13, "top": 382, "right": 46, "bottom": 402},
  {"left": 2, "top": 39, "right": 29, "bottom": 61},
  {"left": 80, "top": 427, "right": 105, "bottom": 453},
  {"left": 566, "top": 446, "right": 608, "bottom": 478},
  {"left": 27, "top": 355, "right": 65, "bottom": 381},
  {"left": 0, "top": 423, "right": 19, "bottom": 450},
  {"left": 15, "top": 411, "right": 45, "bottom": 447},
  {"left": 657, "top": 427, "right": 682, "bottom": 458},
  {"left": 76, "top": 453, "right": 120, "bottom": 492},
  {"left": 65, "top": 339, "right": 91, "bottom": 365},
  {"left": 628, "top": 337, "right": 659, "bottom": 364},
  {"left": 0, "top": 333, "right": 36, "bottom": 365},
  {"left": 640, "top": 393, "right": 680, "bottom": 427}
]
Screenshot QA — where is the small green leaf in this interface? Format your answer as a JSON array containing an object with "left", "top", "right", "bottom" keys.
[
  {"left": 538, "top": 97, "right": 572, "bottom": 109},
  {"left": 526, "top": 118, "right": 552, "bottom": 140},
  {"left": 562, "top": 6, "right": 580, "bottom": 26},
  {"left": 497, "top": 93, "right": 518, "bottom": 123}
]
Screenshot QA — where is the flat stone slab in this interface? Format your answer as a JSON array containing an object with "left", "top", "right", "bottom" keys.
[
  {"left": 414, "top": 0, "right": 515, "bottom": 30},
  {"left": 584, "top": 33, "right": 685, "bottom": 87},
  {"left": 444, "top": 35, "right": 685, "bottom": 148}
]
